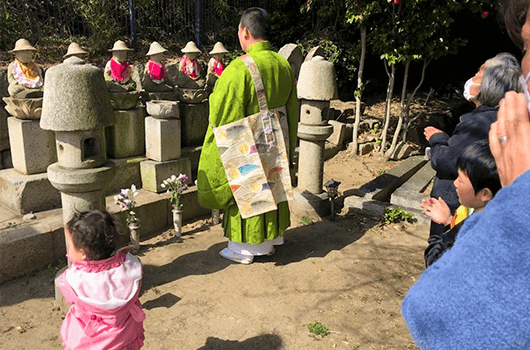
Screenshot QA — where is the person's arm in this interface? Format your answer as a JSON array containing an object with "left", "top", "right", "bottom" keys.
[
  {"left": 429, "top": 122, "right": 468, "bottom": 178},
  {"left": 420, "top": 197, "right": 452, "bottom": 226},
  {"left": 489, "top": 92, "right": 530, "bottom": 187}
]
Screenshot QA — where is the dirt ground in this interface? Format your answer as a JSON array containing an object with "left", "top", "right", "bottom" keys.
[{"left": 0, "top": 149, "right": 429, "bottom": 350}]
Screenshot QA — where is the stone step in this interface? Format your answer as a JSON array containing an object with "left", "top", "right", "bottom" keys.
[{"left": 0, "top": 185, "right": 210, "bottom": 284}]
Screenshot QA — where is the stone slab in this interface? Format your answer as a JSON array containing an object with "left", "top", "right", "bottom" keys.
[
  {"left": 343, "top": 196, "right": 428, "bottom": 224},
  {"left": 328, "top": 120, "right": 347, "bottom": 146},
  {"left": 106, "top": 156, "right": 147, "bottom": 195},
  {"left": 0, "top": 186, "right": 210, "bottom": 284},
  {"left": 323, "top": 141, "right": 343, "bottom": 161},
  {"left": 8, "top": 117, "right": 57, "bottom": 175},
  {"left": 0, "top": 106, "right": 9, "bottom": 151},
  {"left": 145, "top": 116, "right": 181, "bottom": 162},
  {"left": 390, "top": 161, "right": 435, "bottom": 209},
  {"left": 180, "top": 102, "right": 209, "bottom": 147},
  {"left": 0, "top": 169, "right": 61, "bottom": 214},
  {"left": 106, "top": 108, "right": 146, "bottom": 159},
  {"left": 181, "top": 145, "right": 202, "bottom": 181},
  {"left": 352, "top": 155, "right": 427, "bottom": 202},
  {"left": 140, "top": 158, "right": 192, "bottom": 193}
]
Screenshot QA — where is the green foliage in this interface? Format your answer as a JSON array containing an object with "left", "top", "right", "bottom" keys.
[
  {"left": 384, "top": 207, "right": 414, "bottom": 224},
  {"left": 308, "top": 321, "right": 329, "bottom": 338},
  {"left": 300, "top": 216, "right": 314, "bottom": 226},
  {"left": 76, "top": 0, "right": 121, "bottom": 53}
]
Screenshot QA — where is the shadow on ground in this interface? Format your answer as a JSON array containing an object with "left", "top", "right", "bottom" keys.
[
  {"left": 142, "top": 211, "right": 381, "bottom": 290},
  {"left": 197, "top": 334, "right": 283, "bottom": 350}
]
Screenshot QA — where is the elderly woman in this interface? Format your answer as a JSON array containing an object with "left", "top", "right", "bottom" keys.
[
  {"left": 402, "top": 1, "right": 530, "bottom": 347},
  {"left": 424, "top": 53, "right": 524, "bottom": 238}
]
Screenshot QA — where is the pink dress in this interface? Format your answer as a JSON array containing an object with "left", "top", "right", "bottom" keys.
[{"left": 56, "top": 251, "right": 145, "bottom": 350}]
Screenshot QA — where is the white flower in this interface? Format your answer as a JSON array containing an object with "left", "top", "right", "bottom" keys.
[
  {"left": 163, "top": 179, "right": 169, "bottom": 185},
  {"left": 114, "top": 195, "right": 118, "bottom": 201},
  {"left": 130, "top": 211, "right": 135, "bottom": 215},
  {"left": 133, "top": 191, "right": 139, "bottom": 197},
  {"left": 171, "top": 174, "right": 177, "bottom": 181},
  {"left": 131, "top": 184, "right": 136, "bottom": 192},
  {"left": 161, "top": 183, "right": 166, "bottom": 188}
]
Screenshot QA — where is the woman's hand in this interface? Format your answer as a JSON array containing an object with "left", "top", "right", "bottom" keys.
[
  {"left": 420, "top": 197, "right": 452, "bottom": 226},
  {"left": 424, "top": 126, "right": 443, "bottom": 141},
  {"left": 489, "top": 91, "right": 530, "bottom": 187}
]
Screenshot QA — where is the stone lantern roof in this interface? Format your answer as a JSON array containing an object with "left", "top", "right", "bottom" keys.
[
  {"left": 297, "top": 56, "right": 339, "bottom": 101},
  {"left": 41, "top": 56, "right": 115, "bottom": 131}
]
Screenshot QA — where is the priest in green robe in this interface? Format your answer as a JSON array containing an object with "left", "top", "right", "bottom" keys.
[{"left": 197, "top": 7, "right": 299, "bottom": 264}]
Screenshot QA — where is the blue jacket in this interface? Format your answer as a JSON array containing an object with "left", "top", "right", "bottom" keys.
[{"left": 402, "top": 169, "right": 530, "bottom": 349}]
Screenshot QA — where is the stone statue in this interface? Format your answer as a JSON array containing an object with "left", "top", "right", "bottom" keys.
[
  {"left": 63, "top": 43, "right": 88, "bottom": 60},
  {"left": 7, "top": 39, "right": 44, "bottom": 98},
  {"left": 143, "top": 41, "right": 173, "bottom": 92},
  {"left": 104, "top": 40, "right": 137, "bottom": 92},
  {"left": 206, "top": 42, "right": 228, "bottom": 93},
  {"left": 179, "top": 41, "right": 201, "bottom": 80}
]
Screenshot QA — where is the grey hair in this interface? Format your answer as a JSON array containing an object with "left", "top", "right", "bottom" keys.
[{"left": 477, "top": 52, "right": 524, "bottom": 107}]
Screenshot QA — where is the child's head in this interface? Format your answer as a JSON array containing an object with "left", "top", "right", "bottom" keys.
[
  {"left": 454, "top": 140, "right": 501, "bottom": 209},
  {"left": 65, "top": 210, "right": 120, "bottom": 261}
]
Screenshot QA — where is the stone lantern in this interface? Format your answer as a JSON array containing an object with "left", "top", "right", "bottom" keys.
[
  {"left": 296, "top": 56, "right": 337, "bottom": 195},
  {"left": 40, "top": 56, "right": 116, "bottom": 224}
]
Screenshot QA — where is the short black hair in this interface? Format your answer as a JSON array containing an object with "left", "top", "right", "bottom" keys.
[
  {"left": 456, "top": 140, "right": 501, "bottom": 196},
  {"left": 66, "top": 210, "right": 120, "bottom": 261},
  {"left": 240, "top": 7, "right": 270, "bottom": 41}
]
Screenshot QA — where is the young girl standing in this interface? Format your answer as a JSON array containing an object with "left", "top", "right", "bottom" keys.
[{"left": 55, "top": 210, "right": 145, "bottom": 350}]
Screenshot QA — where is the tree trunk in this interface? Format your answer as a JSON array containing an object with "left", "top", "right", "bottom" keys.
[
  {"left": 400, "top": 58, "right": 431, "bottom": 140},
  {"left": 379, "top": 61, "right": 396, "bottom": 154},
  {"left": 386, "top": 58, "right": 411, "bottom": 159},
  {"left": 351, "top": 25, "right": 367, "bottom": 157}
]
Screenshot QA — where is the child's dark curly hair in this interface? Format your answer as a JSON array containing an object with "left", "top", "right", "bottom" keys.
[{"left": 66, "top": 210, "right": 120, "bottom": 261}]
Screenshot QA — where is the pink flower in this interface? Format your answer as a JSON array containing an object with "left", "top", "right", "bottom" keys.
[
  {"left": 481, "top": 11, "right": 488, "bottom": 19},
  {"left": 394, "top": 0, "right": 399, "bottom": 4}
]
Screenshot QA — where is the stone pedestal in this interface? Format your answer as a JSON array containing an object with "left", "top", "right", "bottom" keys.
[
  {"left": 140, "top": 158, "right": 191, "bottom": 193},
  {"left": 145, "top": 116, "right": 181, "bottom": 161},
  {"left": 179, "top": 101, "right": 209, "bottom": 147},
  {"left": 0, "top": 168, "right": 61, "bottom": 214},
  {"left": 106, "top": 108, "right": 146, "bottom": 158},
  {"left": 106, "top": 156, "right": 147, "bottom": 195},
  {"left": 8, "top": 117, "right": 57, "bottom": 175},
  {"left": 141, "top": 91, "right": 176, "bottom": 102}
]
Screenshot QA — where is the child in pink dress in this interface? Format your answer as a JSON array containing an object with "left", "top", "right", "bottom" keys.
[{"left": 55, "top": 210, "right": 145, "bottom": 350}]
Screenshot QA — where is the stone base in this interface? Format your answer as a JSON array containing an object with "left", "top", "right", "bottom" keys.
[
  {"left": 140, "top": 158, "right": 192, "bottom": 193},
  {"left": 180, "top": 101, "right": 209, "bottom": 147},
  {"left": 141, "top": 91, "right": 176, "bottom": 102},
  {"left": 291, "top": 188, "right": 331, "bottom": 220},
  {"left": 181, "top": 146, "right": 202, "bottom": 181},
  {"left": 2, "top": 96, "right": 43, "bottom": 119},
  {"left": 145, "top": 116, "right": 181, "bottom": 162},
  {"left": 8, "top": 117, "right": 57, "bottom": 175},
  {"left": 106, "top": 156, "right": 147, "bottom": 195},
  {"left": 0, "top": 168, "right": 61, "bottom": 214},
  {"left": 106, "top": 108, "right": 146, "bottom": 159}
]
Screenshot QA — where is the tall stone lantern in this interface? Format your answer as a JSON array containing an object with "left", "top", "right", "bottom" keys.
[
  {"left": 40, "top": 57, "right": 116, "bottom": 225},
  {"left": 296, "top": 56, "right": 338, "bottom": 195}
]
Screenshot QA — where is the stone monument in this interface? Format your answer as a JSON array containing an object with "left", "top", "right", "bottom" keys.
[
  {"left": 175, "top": 41, "right": 209, "bottom": 148},
  {"left": 0, "top": 39, "right": 59, "bottom": 214},
  {"left": 104, "top": 40, "right": 145, "bottom": 159},
  {"left": 41, "top": 56, "right": 116, "bottom": 224},
  {"left": 206, "top": 42, "right": 228, "bottom": 93},
  {"left": 295, "top": 56, "right": 337, "bottom": 214},
  {"left": 3, "top": 39, "right": 44, "bottom": 118},
  {"left": 141, "top": 99, "right": 191, "bottom": 193},
  {"left": 63, "top": 43, "right": 89, "bottom": 60},
  {"left": 142, "top": 41, "right": 175, "bottom": 101},
  {"left": 278, "top": 43, "right": 304, "bottom": 82}
]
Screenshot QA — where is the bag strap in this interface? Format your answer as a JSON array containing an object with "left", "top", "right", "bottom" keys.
[
  {"left": 239, "top": 55, "right": 269, "bottom": 113},
  {"left": 239, "top": 55, "right": 275, "bottom": 146}
]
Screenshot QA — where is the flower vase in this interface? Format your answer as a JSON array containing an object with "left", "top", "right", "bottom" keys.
[
  {"left": 128, "top": 221, "right": 140, "bottom": 253},
  {"left": 172, "top": 207, "right": 183, "bottom": 237}
]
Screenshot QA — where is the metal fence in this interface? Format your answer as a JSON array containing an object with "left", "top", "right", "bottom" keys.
[{"left": 0, "top": 0, "right": 271, "bottom": 51}]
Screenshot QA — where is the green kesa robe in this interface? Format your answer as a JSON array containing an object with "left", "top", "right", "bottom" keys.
[{"left": 197, "top": 41, "right": 299, "bottom": 245}]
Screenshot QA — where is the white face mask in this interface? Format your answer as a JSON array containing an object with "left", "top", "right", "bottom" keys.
[
  {"left": 463, "top": 78, "right": 480, "bottom": 101},
  {"left": 521, "top": 71, "right": 530, "bottom": 113}
]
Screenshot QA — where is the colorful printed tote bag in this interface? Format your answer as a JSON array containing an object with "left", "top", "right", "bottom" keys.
[{"left": 211, "top": 55, "right": 293, "bottom": 219}]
